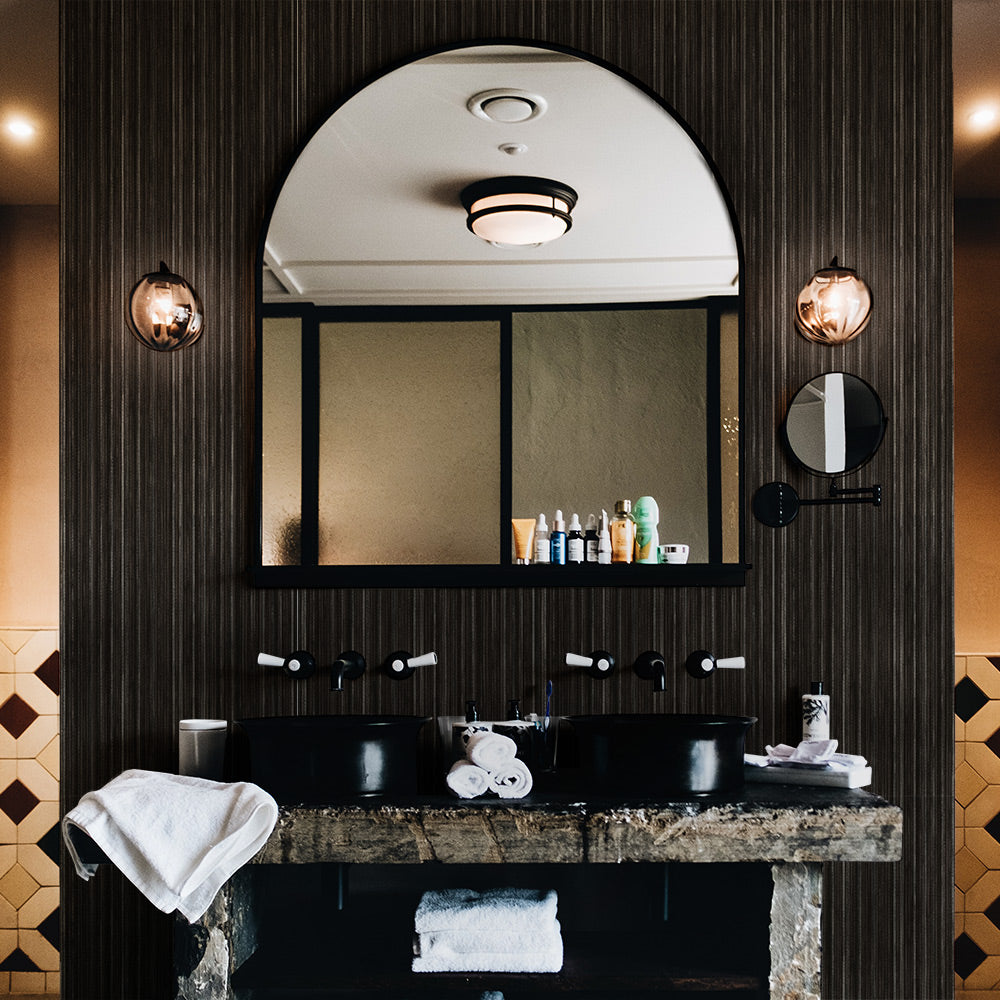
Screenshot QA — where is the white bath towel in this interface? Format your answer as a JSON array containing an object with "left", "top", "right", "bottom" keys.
[
  {"left": 489, "top": 757, "right": 533, "bottom": 799},
  {"left": 414, "top": 887, "right": 558, "bottom": 935},
  {"left": 465, "top": 731, "right": 517, "bottom": 771},
  {"left": 416, "top": 918, "right": 562, "bottom": 957},
  {"left": 62, "top": 769, "right": 278, "bottom": 922},
  {"left": 412, "top": 940, "right": 563, "bottom": 973},
  {"left": 446, "top": 760, "right": 491, "bottom": 799}
]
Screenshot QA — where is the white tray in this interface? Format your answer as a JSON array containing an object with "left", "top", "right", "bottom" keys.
[{"left": 744, "top": 764, "right": 872, "bottom": 788}]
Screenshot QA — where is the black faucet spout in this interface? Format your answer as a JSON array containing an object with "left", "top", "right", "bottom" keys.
[
  {"left": 329, "top": 650, "right": 366, "bottom": 691},
  {"left": 633, "top": 650, "right": 667, "bottom": 692}
]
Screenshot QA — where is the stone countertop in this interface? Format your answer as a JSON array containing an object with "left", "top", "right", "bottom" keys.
[{"left": 255, "top": 785, "right": 902, "bottom": 866}]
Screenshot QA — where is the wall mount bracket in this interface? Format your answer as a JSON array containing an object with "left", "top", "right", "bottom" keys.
[{"left": 752, "top": 481, "right": 881, "bottom": 528}]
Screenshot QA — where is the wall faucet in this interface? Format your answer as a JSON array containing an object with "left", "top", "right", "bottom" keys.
[
  {"left": 330, "top": 650, "right": 366, "bottom": 691},
  {"left": 258, "top": 650, "right": 317, "bottom": 680},
  {"left": 633, "top": 651, "right": 667, "bottom": 691},
  {"left": 382, "top": 650, "right": 437, "bottom": 680}
]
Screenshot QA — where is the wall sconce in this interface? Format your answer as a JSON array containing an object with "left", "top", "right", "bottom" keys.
[
  {"left": 794, "top": 257, "right": 872, "bottom": 345},
  {"left": 127, "top": 262, "right": 204, "bottom": 351},
  {"left": 460, "top": 176, "right": 578, "bottom": 247}
]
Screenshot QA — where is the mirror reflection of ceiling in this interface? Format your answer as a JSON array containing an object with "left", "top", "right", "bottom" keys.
[{"left": 263, "top": 44, "right": 740, "bottom": 306}]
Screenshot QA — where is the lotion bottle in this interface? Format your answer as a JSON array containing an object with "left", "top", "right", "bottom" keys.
[
  {"left": 584, "top": 514, "right": 599, "bottom": 563},
  {"left": 550, "top": 509, "right": 567, "bottom": 565},
  {"left": 802, "top": 681, "right": 830, "bottom": 740},
  {"left": 533, "top": 513, "right": 550, "bottom": 564},
  {"left": 610, "top": 499, "right": 636, "bottom": 564},
  {"left": 567, "top": 513, "right": 584, "bottom": 564},
  {"left": 633, "top": 495, "right": 660, "bottom": 564}
]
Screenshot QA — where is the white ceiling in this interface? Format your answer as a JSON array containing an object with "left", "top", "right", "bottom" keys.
[
  {"left": 263, "top": 45, "right": 739, "bottom": 306},
  {"left": 1, "top": 3, "right": 997, "bottom": 207}
]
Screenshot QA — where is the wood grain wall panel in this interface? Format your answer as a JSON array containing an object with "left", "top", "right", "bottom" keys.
[{"left": 60, "top": 2, "right": 953, "bottom": 998}]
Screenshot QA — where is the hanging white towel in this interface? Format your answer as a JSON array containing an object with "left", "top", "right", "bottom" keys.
[{"left": 62, "top": 769, "right": 278, "bottom": 922}]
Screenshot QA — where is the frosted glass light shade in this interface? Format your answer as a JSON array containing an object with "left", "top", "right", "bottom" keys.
[
  {"left": 794, "top": 258, "right": 872, "bottom": 345},
  {"left": 127, "top": 262, "right": 204, "bottom": 351},
  {"left": 461, "top": 177, "right": 577, "bottom": 247}
]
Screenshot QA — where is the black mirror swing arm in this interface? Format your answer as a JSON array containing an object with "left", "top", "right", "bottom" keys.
[{"left": 752, "top": 479, "right": 882, "bottom": 528}]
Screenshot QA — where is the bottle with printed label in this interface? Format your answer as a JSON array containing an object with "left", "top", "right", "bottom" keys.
[
  {"left": 550, "top": 510, "right": 567, "bottom": 565},
  {"left": 533, "top": 513, "right": 550, "bottom": 564},
  {"left": 584, "top": 514, "right": 599, "bottom": 563},
  {"left": 610, "top": 499, "right": 636, "bottom": 564},
  {"left": 802, "top": 681, "right": 830, "bottom": 740},
  {"left": 567, "top": 513, "right": 585, "bottom": 564},
  {"left": 633, "top": 495, "right": 660, "bottom": 564},
  {"left": 597, "top": 509, "right": 612, "bottom": 564}
]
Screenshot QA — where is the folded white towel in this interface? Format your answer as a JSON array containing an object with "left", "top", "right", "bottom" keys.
[
  {"left": 412, "top": 940, "right": 563, "bottom": 973},
  {"left": 765, "top": 741, "right": 868, "bottom": 769},
  {"left": 414, "top": 887, "right": 558, "bottom": 935},
  {"left": 62, "top": 769, "right": 278, "bottom": 922},
  {"left": 446, "top": 760, "right": 490, "bottom": 799},
  {"left": 489, "top": 757, "right": 533, "bottom": 799},
  {"left": 416, "top": 918, "right": 562, "bottom": 957},
  {"left": 465, "top": 732, "right": 517, "bottom": 771}
]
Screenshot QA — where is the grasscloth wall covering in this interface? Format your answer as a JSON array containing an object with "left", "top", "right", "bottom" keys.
[{"left": 60, "top": 2, "right": 953, "bottom": 999}]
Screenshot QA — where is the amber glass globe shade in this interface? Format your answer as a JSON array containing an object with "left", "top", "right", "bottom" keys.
[
  {"left": 127, "top": 262, "right": 204, "bottom": 352},
  {"left": 794, "top": 258, "right": 872, "bottom": 345}
]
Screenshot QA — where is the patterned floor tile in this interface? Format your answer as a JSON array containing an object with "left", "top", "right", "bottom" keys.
[
  {"left": 958, "top": 676, "right": 991, "bottom": 723},
  {"left": 0, "top": 866, "right": 37, "bottom": 911},
  {"left": 958, "top": 761, "right": 989, "bottom": 807},
  {"left": 957, "top": 928, "right": 988, "bottom": 980},
  {"left": 15, "top": 803, "right": 58, "bottom": 850},
  {"left": 0, "top": 894, "right": 16, "bottom": 931},
  {"left": 969, "top": 657, "right": 1000, "bottom": 699},
  {"left": 10, "top": 717, "right": 56, "bottom": 765},
  {"left": 0, "top": 783, "right": 37, "bottom": 828},
  {"left": 958, "top": 886, "right": 967, "bottom": 917},
  {"left": 959, "top": 655, "right": 969, "bottom": 683},
  {"left": 10, "top": 678, "right": 54, "bottom": 721},
  {"left": 17, "top": 929, "right": 56, "bottom": 973},
  {"left": 966, "top": 784, "right": 1000, "bottom": 828},
  {"left": 965, "top": 870, "right": 1000, "bottom": 913},
  {"left": 16, "top": 846, "right": 55, "bottom": 891},
  {"left": 0, "top": 634, "right": 30, "bottom": 658},
  {"left": 968, "top": 702, "right": 1000, "bottom": 744},
  {"left": 10, "top": 633, "right": 57, "bottom": 675},
  {"left": 34, "top": 736, "right": 56, "bottom": 783},
  {"left": 966, "top": 827, "right": 1000, "bottom": 871},
  {"left": 966, "top": 742, "right": 1000, "bottom": 783},
  {"left": 8, "top": 971, "right": 45, "bottom": 993},
  {"left": 958, "top": 845, "right": 989, "bottom": 892},
  {"left": 15, "top": 761, "right": 56, "bottom": 805}
]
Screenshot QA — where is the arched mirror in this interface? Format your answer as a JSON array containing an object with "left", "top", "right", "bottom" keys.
[
  {"left": 255, "top": 42, "right": 745, "bottom": 586},
  {"left": 783, "top": 372, "right": 887, "bottom": 476}
]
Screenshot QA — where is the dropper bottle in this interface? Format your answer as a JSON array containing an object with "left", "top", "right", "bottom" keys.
[
  {"left": 597, "top": 509, "right": 612, "bottom": 564},
  {"left": 584, "top": 514, "right": 599, "bottom": 564},
  {"left": 550, "top": 509, "right": 567, "bottom": 565},
  {"left": 567, "top": 513, "right": 584, "bottom": 564},
  {"left": 533, "top": 513, "right": 550, "bottom": 564}
]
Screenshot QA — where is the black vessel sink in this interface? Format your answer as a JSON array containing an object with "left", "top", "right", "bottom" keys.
[
  {"left": 565, "top": 713, "right": 756, "bottom": 796},
  {"left": 232, "top": 715, "right": 430, "bottom": 805}
]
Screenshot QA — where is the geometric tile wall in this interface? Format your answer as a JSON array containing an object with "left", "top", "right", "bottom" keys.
[
  {"left": 0, "top": 630, "right": 59, "bottom": 996},
  {"left": 956, "top": 654, "right": 1000, "bottom": 1000}
]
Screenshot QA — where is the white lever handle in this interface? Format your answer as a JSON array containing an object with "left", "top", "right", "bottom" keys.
[
  {"left": 567, "top": 650, "right": 615, "bottom": 677},
  {"left": 407, "top": 651, "right": 438, "bottom": 669},
  {"left": 716, "top": 655, "right": 745, "bottom": 670},
  {"left": 258, "top": 650, "right": 316, "bottom": 678},
  {"left": 258, "top": 652, "right": 285, "bottom": 668}
]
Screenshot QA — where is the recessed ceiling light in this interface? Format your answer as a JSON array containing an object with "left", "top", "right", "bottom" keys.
[
  {"left": 468, "top": 89, "right": 548, "bottom": 124},
  {"left": 968, "top": 105, "right": 999, "bottom": 130},
  {"left": 4, "top": 117, "right": 37, "bottom": 141}
]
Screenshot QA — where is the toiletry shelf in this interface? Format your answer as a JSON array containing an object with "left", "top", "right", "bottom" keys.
[
  {"left": 252, "top": 561, "right": 752, "bottom": 589},
  {"left": 231, "top": 926, "right": 766, "bottom": 997}
]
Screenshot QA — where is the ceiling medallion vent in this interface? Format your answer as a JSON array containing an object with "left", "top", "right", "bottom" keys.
[{"left": 468, "top": 89, "right": 548, "bottom": 124}]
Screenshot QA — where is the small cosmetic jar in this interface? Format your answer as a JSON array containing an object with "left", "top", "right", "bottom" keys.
[{"left": 659, "top": 543, "right": 690, "bottom": 564}]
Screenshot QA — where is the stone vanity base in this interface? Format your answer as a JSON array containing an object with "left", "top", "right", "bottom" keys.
[{"left": 175, "top": 787, "right": 900, "bottom": 1000}]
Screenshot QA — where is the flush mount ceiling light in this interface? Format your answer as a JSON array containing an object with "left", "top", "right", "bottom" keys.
[
  {"left": 127, "top": 261, "right": 204, "bottom": 352},
  {"left": 794, "top": 257, "right": 872, "bottom": 345},
  {"left": 460, "top": 176, "right": 578, "bottom": 248},
  {"left": 467, "top": 89, "right": 548, "bottom": 123}
]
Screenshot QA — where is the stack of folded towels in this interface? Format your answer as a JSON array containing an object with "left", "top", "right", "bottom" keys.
[
  {"left": 412, "top": 887, "right": 563, "bottom": 973},
  {"left": 445, "top": 730, "right": 533, "bottom": 800}
]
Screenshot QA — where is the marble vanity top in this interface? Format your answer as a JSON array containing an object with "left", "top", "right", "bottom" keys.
[{"left": 255, "top": 786, "right": 902, "bottom": 866}]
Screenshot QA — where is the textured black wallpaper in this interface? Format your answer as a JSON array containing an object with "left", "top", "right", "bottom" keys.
[{"left": 61, "top": 2, "right": 953, "bottom": 997}]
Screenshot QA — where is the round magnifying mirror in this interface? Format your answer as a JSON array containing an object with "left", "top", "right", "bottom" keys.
[{"left": 783, "top": 372, "right": 886, "bottom": 476}]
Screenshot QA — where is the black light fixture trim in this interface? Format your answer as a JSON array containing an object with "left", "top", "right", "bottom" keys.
[{"left": 459, "top": 175, "right": 579, "bottom": 242}]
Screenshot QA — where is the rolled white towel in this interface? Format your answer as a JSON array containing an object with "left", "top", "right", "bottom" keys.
[
  {"left": 446, "top": 760, "right": 490, "bottom": 799},
  {"left": 414, "top": 887, "right": 558, "bottom": 935},
  {"left": 465, "top": 731, "right": 517, "bottom": 771},
  {"left": 489, "top": 757, "right": 533, "bottom": 799}
]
